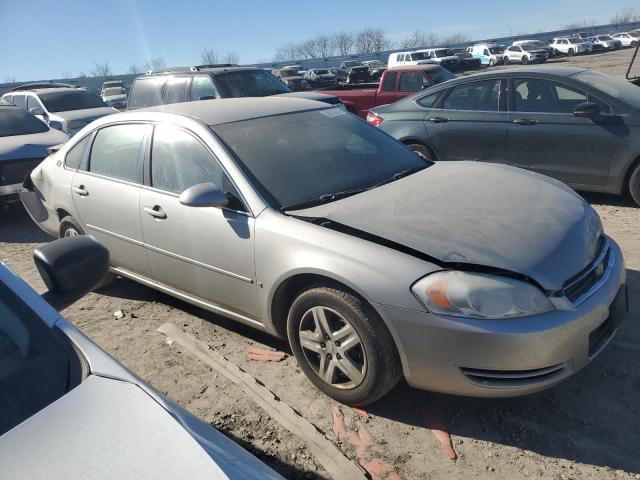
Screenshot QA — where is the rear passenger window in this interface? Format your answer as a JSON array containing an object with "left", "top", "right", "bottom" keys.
[
  {"left": 128, "top": 78, "right": 165, "bottom": 109},
  {"left": 89, "top": 124, "right": 147, "bottom": 183},
  {"left": 381, "top": 72, "right": 397, "bottom": 92},
  {"left": 442, "top": 80, "right": 500, "bottom": 112},
  {"left": 191, "top": 76, "right": 217, "bottom": 100},
  {"left": 165, "top": 77, "right": 189, "bottom": 104},
  {"left": 65, "top": 135, "right": 91, "bottom": 170},
  {"left": 151, "top": 124, "right": 226, "bottom": 195},
  {"left": 514, "top": 79, "right": 607, "bottom": 114},
  {"left": 12, "top": 95, "right": 26, "bottom": 109},
  {"left": 416, "top": 91, "right": 442, "bottom": 108}
]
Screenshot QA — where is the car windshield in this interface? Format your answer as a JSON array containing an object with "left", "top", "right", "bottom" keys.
[
  {"left": 428, "top": 66, "right": 456, "bottom": 84},
  {"left": 214, "top": 70, "right": 291, "bottom": 97},
  {"left": 103, "top": 87, "right": 124, "bottom": 96},
  {"left": 365, "top": 61, "right": 382, "bottom": 68},
  {"left": 343, "top": 61, "right": 359, "bottom": 68},
  {"left": 211, "top": 108, "right": 428, "bottom": 210},
  {"left": 410, "top": 52, "right": 429, "bottom": 61},
  {"left": 314, "top": 69, "right": 330, "bottom": 74},
  {"left": 521, "top": 44, "right": 541, "bottom": 51},
  {"left": 0, "top": 282, "right": 84, "bottom": 436},
  {"left": 280, "top": 70, "right": 299, "bottom": 78},
  {"left": 0, "top": 106, "right": 49, "bottom": 137},
  {"left": 569, "top": 38, "right": 582, "bottom": 44},
  {"left": 489, "top": 46, "right": 504, "bottom": 54},
  {"left": 39, "top": 90, "right": 107, "bottom": 112},
  {"left": 435, "top": 49, "right": 454, "bottom": 58},
  {"left": 573, "top": 70, "right": 640, "bottom": 108},
  {"left": 598, "top": 36, "right": 612, "bottom": 41}
]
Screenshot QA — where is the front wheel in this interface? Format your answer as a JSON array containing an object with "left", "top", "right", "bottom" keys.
[
  {"left": 521, "top": 55, "right": 529, "bottom": 65},
  {"left": 503, "top": 56, "right": 510, "bottom": 65},
  {"left": 628, "top": 163, "right": 640, "bottom": 207},
  {"left": 568, "top": 48, "right": 575, "bottom": 56},
  {"left": 489, "top": 59, "right": 495, "bottom": 67},
  {"left": 632, "top": 41, "right": 638, "bottom": 48},
  {"left": 287, "top": 286, "right": 401, "bottom": 405}
]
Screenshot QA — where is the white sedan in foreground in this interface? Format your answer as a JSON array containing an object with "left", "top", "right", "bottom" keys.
[{"left": 0, "top": 235, "right": 282, "bottom": 480}]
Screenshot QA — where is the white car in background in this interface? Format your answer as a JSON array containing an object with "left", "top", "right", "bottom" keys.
[
  {"left": 387, "top": 50, "right": 435, "bottom": 68},
  {"left": 503, "top": 44, "right": 548, "bottom": 64},
  {"left": 0, "top": 99, "right": 69, "bottom": 207},
  {"left": 587, "top": 35, "right": 622, "bottom": 50},
  {"left": 513, "top": 39, "right": 555, "bottom": 57},
  {"left": 612, "top": 32, "right": 639, "bottom": 48},
  {"left": 550, "top": 37, "right": 592, "bottom": 56},
  {"left": 466, "top": 43, "right": 505, "bottom": 66},
  {"left": 2, "top": 84, "right": 118, "bottom": 135},
  {"left": 412, "top": 48, "right": 460, "bottom": 71}
]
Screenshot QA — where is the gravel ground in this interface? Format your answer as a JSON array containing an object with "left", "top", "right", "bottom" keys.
[{"left": 1, "top": 50, "right": 639, "bottom": 480}]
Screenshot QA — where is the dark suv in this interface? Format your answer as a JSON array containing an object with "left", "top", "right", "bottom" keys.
[{"left": 127, "top": 64, "right": 342, "bottom": 110}]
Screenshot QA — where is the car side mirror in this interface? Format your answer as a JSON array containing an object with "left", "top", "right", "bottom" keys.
[
  {"left": 179, "top": 182, "right": 228, "bottom": 208},
  {"left": 573, "top": 101, "right": 601, "bottom": 118},
  {"left": 29, "top": 107, "right": 45, "bottom": 116},
  {"left": 34, "top": 236, "right": 110, "bottom": 310}
]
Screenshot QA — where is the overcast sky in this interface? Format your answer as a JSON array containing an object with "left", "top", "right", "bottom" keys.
[{"left": 0, "top": 0, "right": 633, "bottom": 81}]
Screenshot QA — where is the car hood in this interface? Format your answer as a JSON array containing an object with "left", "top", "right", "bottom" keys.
[
  {"left": 0, "top": 128, "right": 69, "bottom": 161},
  {"left": 103, "top": 93, "right": 127, "bottom": 101},
  {"left": 54, "top": 106, "right": 119, "bottom": 124},
  {"left": 290, "top": 162, "right": 603, "bottom": 291},
  {"left": 277, "top": 91, "right": 338, "bottom": 103},
  {"left": 0, "top": 375, "right": 281, "bottom": 480}
]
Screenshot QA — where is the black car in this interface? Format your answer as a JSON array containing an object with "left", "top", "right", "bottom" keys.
[
  {"left": 451, "top": 49, "right": 482, "bottom": 70},
  {"left": 126, "top": 64, "right": 339, "bottom": 109},
  {"left": 368, "top": 67, "right": 640, "bottom": 205}
]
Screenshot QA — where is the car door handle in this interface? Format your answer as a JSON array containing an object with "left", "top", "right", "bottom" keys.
[
  {"left": 513, "top": 119, "right": 539, "bottom": 126},
  {"left": 144, "top": 205, "right": 167, "bottom": 219},
  {"left": 429, "top": 117, "right": 449, "bottom": 124},
  {"left": 73, "top": 185, "right": 88, "bottom": 196}
]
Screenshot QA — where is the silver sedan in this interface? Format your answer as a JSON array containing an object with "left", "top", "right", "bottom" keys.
[{"left": 21, "top": 97, "right": 628, "bottom": 405}]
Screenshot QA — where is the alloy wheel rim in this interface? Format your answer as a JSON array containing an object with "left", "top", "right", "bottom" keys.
[
  {"left": 64, "top": 228, "right": 80, "bottom": 237},
  {"left": 298, "top": 306, "right": 367, "bottom": 390}
]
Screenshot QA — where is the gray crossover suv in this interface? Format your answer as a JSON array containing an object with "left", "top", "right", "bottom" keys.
[
  {"left": 21, "top": 97, "right": 627, "bottom": 405},
  {"left": 368, "top": 67, "right": 640, "bottom": 206}
]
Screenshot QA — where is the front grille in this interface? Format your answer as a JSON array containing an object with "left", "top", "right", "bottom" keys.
[
  {"left": 563, "top": 239, "right": 610, "bottom": 305},
  {"left": 0, "top": 157, "right": 44, "bottom": 186},
  {"left": 461, "top": 364, "right": 565, "bottom": 387}
]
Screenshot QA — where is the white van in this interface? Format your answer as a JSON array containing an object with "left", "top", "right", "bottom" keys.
[
  {"left": 466, "top": 43, "right": 505, "bottom": 67},
  {"left": 387, "top": 51, "right": 434, "bottom": 68}
]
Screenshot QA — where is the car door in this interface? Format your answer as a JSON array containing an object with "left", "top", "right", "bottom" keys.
[
  {"left": 139, "top": 123, "right": 259, "bottom": 321},
  {"left": 422, "top": 78, "right": 509, "bottom": 163},
  {"left": 70, "top": 123, "right": 151, "bottom": 275},
  {"left": 506, "top": 77, "right": 614, "bottom": 186}
]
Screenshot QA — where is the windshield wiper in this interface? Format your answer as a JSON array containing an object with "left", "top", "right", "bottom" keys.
[
  {"left": 281, "top": 188, "right": 366, "bottom": 212},
  {"left": 369, "top": 164, "right": 430, "bottom": 190}
]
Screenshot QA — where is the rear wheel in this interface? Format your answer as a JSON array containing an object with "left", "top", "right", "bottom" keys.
[
  {"left": 287, "top": 286, "right": 401, "bottom": 405},
  {"left": 628, "top": 163, "right": 640, "bottom": 207},
  {"left": 59, "top": 216, "right": 117, "bottom": 288},
  {"left": 406, "top": 142, "right": 435, "bottom": 161}
]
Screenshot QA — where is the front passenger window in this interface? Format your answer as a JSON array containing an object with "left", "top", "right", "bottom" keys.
[
  {"left": 151, "top": 124, "right": 234, "bottom": 199},
  {"left": 89, "top": 124, "right": 147, "bottom": 183}
]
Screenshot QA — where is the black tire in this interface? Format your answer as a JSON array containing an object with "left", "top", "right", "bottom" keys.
[
  {"left": 629, "top": 163, "right": 640, "bottom": 207},
  {"left": 287, "top": 286, "right": 401, "bottom": 406},
  {"left": 632, "top": 41, "right": 638, "bottom": 48},
  {"left": 568, "top": 48, "right": 575, "bottom": 56},
  {"left": 521, "top": 55, "right": 529, "bottom": 65},
  {"left": 503, "top": 56, "right": 510, "bottom": 65},
  {"left": 407, "top": 142, "right": 435, "bottom": 161},
  {"left": 59, "top": 216, "right": 117, "bottom": 288}
]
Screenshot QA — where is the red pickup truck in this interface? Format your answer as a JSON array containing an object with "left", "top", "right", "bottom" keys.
[{"left": 318, "top": 65, "right": 455, "bottom": 118}]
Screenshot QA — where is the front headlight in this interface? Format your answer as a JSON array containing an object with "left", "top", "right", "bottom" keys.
[{"left": 411, "top": 271, "right": 554, "bottom": 319}]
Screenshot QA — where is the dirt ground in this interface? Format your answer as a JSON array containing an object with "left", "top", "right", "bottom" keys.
[{"left": 2, "top": 50, "right": 640, "bottom": 480}]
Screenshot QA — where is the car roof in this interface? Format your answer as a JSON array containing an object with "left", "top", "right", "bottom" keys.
[
  {"left": 387, "top": 64, "right": 443, "bottom": 72},
  {"left": 144, "top": 66, "right": 262, "bottom": 78},
  {"left": 429, "top": 66, "right": 589, "bottom": 86},
  {"left": 138, "top": 97, "right": 330, "bottom": 126}
]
